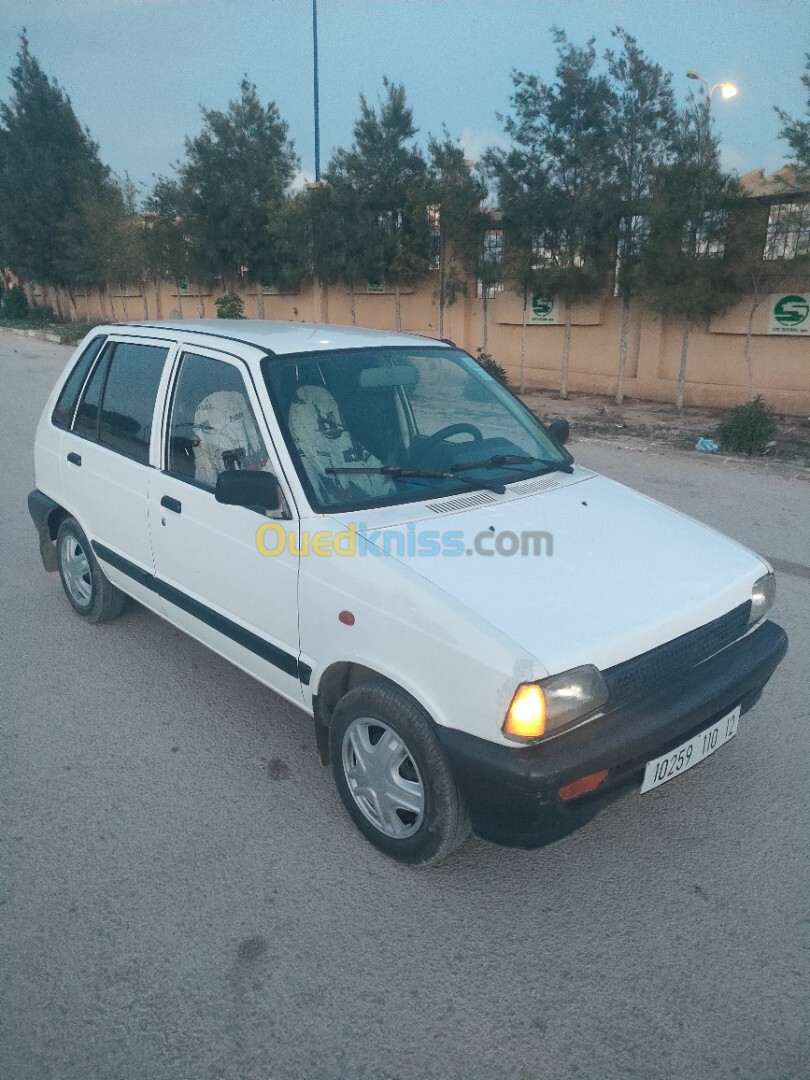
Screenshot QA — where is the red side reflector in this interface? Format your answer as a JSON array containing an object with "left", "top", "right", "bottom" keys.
[
  {"left": 559, "top": 769, "right": 609, "bottom": 803},
  {"left": 338, "top": 610, "right": 355, "bottom": 626}
]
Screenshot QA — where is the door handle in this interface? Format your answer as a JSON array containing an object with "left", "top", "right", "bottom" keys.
[
  {"left": 67, "top": 452, "right": 81, "bottom": 466},
  {"left": 160, "top": 495, "right": 182, "bottom": 514}
]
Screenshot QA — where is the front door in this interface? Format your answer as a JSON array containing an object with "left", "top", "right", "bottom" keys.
[{"left": 148, "top": 346, "right": 304, "bottom": 706}]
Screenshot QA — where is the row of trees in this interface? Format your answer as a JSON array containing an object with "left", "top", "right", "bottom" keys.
[{"left": 1, "top": 31, "right": 808, "bottom": 407}]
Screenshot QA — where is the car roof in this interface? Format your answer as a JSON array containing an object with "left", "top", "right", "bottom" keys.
[{"left": 119, "top": 320, "right": 455, "bottom": 356}]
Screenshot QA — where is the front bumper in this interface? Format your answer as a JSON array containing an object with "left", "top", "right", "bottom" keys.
[{"left": 435, "top": 619, "right": 788, "bottom": 847}]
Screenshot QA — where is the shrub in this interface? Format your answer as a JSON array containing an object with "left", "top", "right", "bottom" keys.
[
  {"left": 25, "top": 305, "right": 55, "bottom": 326},
  {"left": 718, "top": 396, "right": 777, "bottom": 455},
  {"left": 475, "top": 348, "right": 508, "bottom": 384},
  {"left": 2, "top": 285, "right": 28, "bottom": 319},
  {"left": 216, "top": 293, "right": 245, "bottom": 319}
]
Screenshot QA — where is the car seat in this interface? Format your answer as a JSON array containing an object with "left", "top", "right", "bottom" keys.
[
  {"left": 287, "top": 385, "right": 394, "bottom": 502},
  {"left": 192, "top": 390, "right": 268, "bottom": 487}
]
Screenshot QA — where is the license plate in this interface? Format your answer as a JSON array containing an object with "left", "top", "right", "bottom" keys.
[{"left": 641, "top": 705, "right": 741, "bottom": 793}]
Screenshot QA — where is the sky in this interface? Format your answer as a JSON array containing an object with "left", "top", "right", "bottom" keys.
[{"left": 1, "top": 0, "right": 807, "bottom": 199}]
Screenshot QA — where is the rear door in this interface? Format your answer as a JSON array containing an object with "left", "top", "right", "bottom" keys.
[
  {"left": 147, "top": 345, "right": 304, "bottom": 706},
  {"left": 60, "top": 334, "right": 176, "bottom": 610}
]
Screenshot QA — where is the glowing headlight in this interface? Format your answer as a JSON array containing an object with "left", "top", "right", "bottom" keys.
[
  {"left": 749, "top": 572, "right": 776, "bottom": 625},
  {"left": 503, "top": 665, "right": 608, "bottom": 742}
]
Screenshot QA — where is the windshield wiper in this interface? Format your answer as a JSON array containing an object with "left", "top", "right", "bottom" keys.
[
  {"left": 326, "top": 465, "right": 506, "bottom": 495},
  {"left": 451, "top": 455, "right": 573, "bottom": 475}
]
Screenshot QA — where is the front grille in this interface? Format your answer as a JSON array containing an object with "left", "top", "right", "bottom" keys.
[{"left": 603, "top": 601, "right": 752, "bottom": 709}]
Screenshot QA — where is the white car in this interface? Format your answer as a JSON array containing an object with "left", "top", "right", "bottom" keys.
[{"left": 29, "top": 321, "right": 788, "bottom": 864}]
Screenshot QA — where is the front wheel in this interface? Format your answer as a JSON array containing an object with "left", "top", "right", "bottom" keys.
[
  {"left": 329, "top": 680, "right": 470, "bottom": 865},
  {"left": 56, "top": 517, "right": 127, "bottom": 623}
]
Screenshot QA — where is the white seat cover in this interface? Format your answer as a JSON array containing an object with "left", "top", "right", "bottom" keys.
[
  {"left": 192, "top": 390, "right": 267, "bottom": 487},
  {"left": 288, "top": 385, "right": 393, "bottom": 501}
]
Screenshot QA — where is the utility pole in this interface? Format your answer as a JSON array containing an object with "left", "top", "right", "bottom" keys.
[{"left": 313, "top": 0, "right": 321, "bottom": 182}]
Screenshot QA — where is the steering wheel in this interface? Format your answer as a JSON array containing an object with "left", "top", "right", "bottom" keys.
[{"left": 419, "top": 423, "right": 484, "bottom": 456}]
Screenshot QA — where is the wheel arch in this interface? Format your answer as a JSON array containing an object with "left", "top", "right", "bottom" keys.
[
  {"left": 28, "top": 490, "right": 72, "bottom": 572},
  {"left": 311, "top": 660, "right": 435, "bottom": 765}
]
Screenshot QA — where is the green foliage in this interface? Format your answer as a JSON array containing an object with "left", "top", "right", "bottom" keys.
[
  {"left": 775, "top": 52, "right": 810, "bottom": 185},
  {"left": 0, "top": 33, "right": 114, "bottom": 286},
  {"left": 474, "top": 348, "right": 508, "bottom": 384},
  {"left": 215, "top": 292, "right": 245, "bottom": 319},
  {"left": 16, "top": 304, "right": 54, "bottom": 326},
  {"left": 58, "top": 178, "right": 137, "bottom": 290},
  {"left": 718, "top": 396, "right": 777, "bottom": 455},
  {"left": 327, "top": 79, "right": 431, "bottom": 308},
  {"left": 640, "top": 101, "right": 739, "bottom": 323},
  {"left": 427, "top": 131, "right": 487, "bottom": 332},
  {"left": 306, "top": 180, "right": 374, "bottom": 293},
  {"left": 605, "top": 28, "right": 676, "bottom": 301},
  {"left": 149, "top": 79, "right": 298, "bottom": 290},
  {"left": 1, "top": 284, "right": 28, "bottom": 318},
  {"left": 501, "top": 31, "right": 617, "bottom": 302}
]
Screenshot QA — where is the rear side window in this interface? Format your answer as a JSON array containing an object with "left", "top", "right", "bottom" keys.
[
  {"left": 51, "top": 336, "right": 106, "bottom": 429},
  {"left": 98, "top": 343, "right": 169, "bottom": 464}
]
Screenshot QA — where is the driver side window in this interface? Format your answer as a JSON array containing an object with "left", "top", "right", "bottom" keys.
[{"left": 166, "top": 352, "right": 270, "bottom": 489}]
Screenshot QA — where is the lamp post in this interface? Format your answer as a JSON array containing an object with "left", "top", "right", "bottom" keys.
[
  {"left": 313, "top": 0, "right": 321, "bottom": 182},
  {"left": 686, "top": 71, "right": 738, "bottom": 110}
]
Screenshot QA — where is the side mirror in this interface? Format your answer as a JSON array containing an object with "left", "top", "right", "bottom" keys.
[
  {"left": 547, "top": 418, "right": 570, "bottom": 446},
  {"left": 215, "top": 469, "right": 280, "bottom": 512}
]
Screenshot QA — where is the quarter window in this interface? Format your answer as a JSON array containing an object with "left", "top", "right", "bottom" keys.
[
  {"left": 73, "top": 344, "right": 112, "bottom": 441},
  {"left": 52, "top": 336, "right": 106, "bottom": 430}
]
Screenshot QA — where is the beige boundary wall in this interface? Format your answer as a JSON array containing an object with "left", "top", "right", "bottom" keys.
[{"left": 36, "top": 273, "right": 810, "bottom": 416}]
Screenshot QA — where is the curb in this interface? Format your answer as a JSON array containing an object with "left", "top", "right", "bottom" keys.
[{"left": 0, "top": 326, "right": 68, "bottom": 346}]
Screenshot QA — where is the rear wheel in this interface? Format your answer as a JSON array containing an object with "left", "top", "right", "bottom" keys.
[
  {"left": 56, "top": 517, "right": 127, "bottom": 623},
  {"left": 329, "top": 680, "right": 470, "bottom": 865}
]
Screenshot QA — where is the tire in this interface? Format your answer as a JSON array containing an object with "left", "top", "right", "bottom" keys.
[
  {"left": 329, "top": 680, "right": 471, "bottom": 865},
  {"left": 56, "top": 517, "right": 127, "bottom": 623}
]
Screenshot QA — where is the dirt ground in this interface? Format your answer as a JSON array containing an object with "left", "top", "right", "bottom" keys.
[{"left": 521, "top": 388, "right": 810, "bottom": 478}]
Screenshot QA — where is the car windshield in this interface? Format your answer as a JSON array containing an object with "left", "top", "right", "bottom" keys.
[{"left": 261, "top": 346, "right": 572, "bottom": 512}]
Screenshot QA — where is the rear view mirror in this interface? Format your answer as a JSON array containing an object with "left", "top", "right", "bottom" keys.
[
  {"left": 359, "top": 365, "right": 419, "bottom": 389},
  {"left": 547, "top": 418, "right": 570, "bottom": 446},
  {"left": 215, "top": 469, "right": 280, "bottom": 511}
]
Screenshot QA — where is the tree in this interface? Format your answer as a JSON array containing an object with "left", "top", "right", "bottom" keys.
[
  {"left": 726, "top": 198, "right": 795, "bottom": 399},
  {"left": 485, "top": 148, "right": 551, "bottom": 392},
  {"left": 640, "top": 99, "right": 739, "bottom": 410},
  {"left": 606, "top": 28, "right": 676, "bottom": 403},
  {"left": 500, "top": 31, "right": 617, "bottom": 398},
  {"left": 0, "top": 32, "right": 114, "bottom": 293},
  {"left": 426, "top": 131, "right": 487, "bottom": 338},
  {"left": 474, "top": 213, "right": 504, "bottom": 354},
  {"left": 145, "top": 176, "right": 201, "bottom": 317},
  {"left": 149, "top": 79, "right": 298, "bottom": 294},
  {"left": 58, "top": 179, "right": 130, "bottom": 319},
  {"left": 306, "top": 181, "right": 376, "bottom": 325},
  {"left": 776, "top": 52, "right": 810, "bottom": 184},
  {"left": 326, "top": 79, "right": 431, "bottom": 330}
]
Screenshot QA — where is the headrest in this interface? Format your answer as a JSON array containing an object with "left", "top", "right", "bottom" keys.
[{"left": 293, "top": 385, "right": 341, "bottom": 416}]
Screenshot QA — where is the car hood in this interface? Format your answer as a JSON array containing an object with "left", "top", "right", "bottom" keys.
[{"left": 365, "top": 472, "right": 767, "bottom": 676}]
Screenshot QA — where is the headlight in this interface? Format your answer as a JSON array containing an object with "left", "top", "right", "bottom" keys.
[
  {"left": 503, "top": 665, "right": 608, "bottom": 742},
  {"left": 749, "top": 571, "right": 776, "bottom": 625}
]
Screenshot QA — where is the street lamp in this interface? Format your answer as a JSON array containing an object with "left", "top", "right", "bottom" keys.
[{"left": 686, "top": 71, "right": 738, "bottom": 107}]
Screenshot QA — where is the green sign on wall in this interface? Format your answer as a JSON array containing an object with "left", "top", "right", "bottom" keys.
[
  {"left": 529, "top": 295, "right": 557, "bottom": 325},
  {"left": 768, "top": 293, "right": 810, "bottom": 335}
]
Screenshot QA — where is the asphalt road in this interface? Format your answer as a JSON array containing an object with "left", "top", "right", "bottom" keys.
[{"left": 1, "top": 333, "right": 808, "bottom": 1080}]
